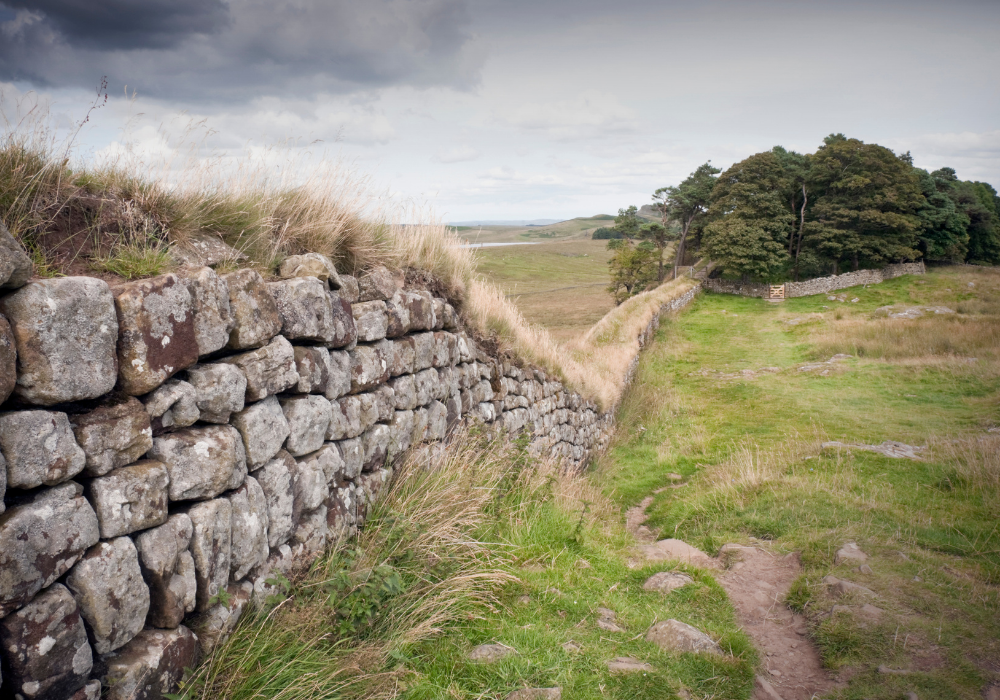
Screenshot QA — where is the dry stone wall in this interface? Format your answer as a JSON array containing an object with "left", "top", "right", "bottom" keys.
[
  {"left": 0, "top": 228, "right": 689, "bottom": 700},
  {"left": 701, "top": 262, "right": 926, "bottom": 298}
]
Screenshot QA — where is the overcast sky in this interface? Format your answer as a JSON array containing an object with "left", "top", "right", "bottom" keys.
[{"left": 1, "top": 0, "right": 998, "bottom": 221}]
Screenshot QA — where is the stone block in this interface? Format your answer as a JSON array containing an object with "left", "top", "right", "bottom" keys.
[
  {"left": 222, "top": 335, "right": 299, "bottom": 402},
  {"left": 388, "top": 337, "right": 415, "bottom": 376},
  {"left": 268, "top": 276, "right": 337, "bottom": 343},
  {"left": 326, "top": 349, "right": 351, "bottom": 399},
  {"left": 184, "top": 362, "right": 246, "bottom": 424},
  {"left": 227, "top": 476, "right": 270, "bottom": 581},
  {"left": 249, "top": 451, "right": 296, "bottom": 549},
  {"left": 66, "top": 537, "right": 150, "bottom": 654},
  {"left": 0, "top": 410, "right": 86, "bottom": 489},
  {"left": 184, "top": 266, "right": 234, "bottom": 356},
  {"left": 114, "top": 273, "right": 199, "bottom": 395},
  {"left": 102, "top": 626, "right": 198, "bottom": 700},
  {"left": 278, "top": 252, "right": 342, "bottom": 289},
  {"left": 326, "top": 485, "right": 356, "bottom": 540},
  {"left": 148, "top": 425, "right": 246, "bottom": 501},
  {"left": 188, "top": 580, "right": 251, "bottom": 656},
  {"left": 222, "top": 269, "right": 282, "bottom": 350},
  {"left": 349, "top": 340, "right": 390, "bottom": 393},
  {"left": 427, "top": 400, "right": 448, "bottom": 441},
  {"left": 389, "top": 374, "right": 418, "bottom": 410},
  {"left": 0, "top": 221, "right": 33, "bottom": 289},
  {"left": 0, "top": 483, "right": 100, "bottom": 617},
  {"left": 291, "top": 345, "right": 331, "bottom": 394},
  {"left": 441, "top": 302, "right": 459, "bottom": 330},
  {"left": 0, "top": 313, "right": 16, "bottom": 404},
  {"left": 362, "top": 424, "right": 391, "bottom": 471},
  {"left": 325, "top": 293, "right": 358, "bottom": 349},
  {"left": 0, "top": 277, "right": 118, "bottom": 405},
  {"left": 87, "top": 460, "right": 169, "bottom": 539},
  {"left": 169, "top": 231, "right": 246, "bottom": 269},
  {"left": 405, "top": 290, "right": 436, "bottom": 331},
  {"left": 327, "top": 395, "right": 364, "bottom": 440},
  {"left": 432, "top": 331, "right": 454, "bottom": 368},
  {"left": 0, "top": 583, "right": 92, "bottom": 700},
  {"left": 367, "top": 384, "right": 395, "bottom": 422},
  {"left": 142, "top": 379, "right": 199, "bottom": 434},
  {"left": 134, "top": 514, "right": 197, "bottom": 629},
  {"left": 412, "top": 331, "right": 435, "bottom": 371},
  {"left": 338, "top": 274, "right": 360, "bottom": 303},
  {"left": 432, "top": 367, "right": 453, "bottom": 401},
  {"left": 292, "top": 453, "right": 329, "bottom": 521},
  {"left": 296, "top": 442, "right": 346, "bottom": 486},
  {"left": 389, "top": 410, "right": 414, "bottom": 456},
  {"left": 291, "top": 505, "right": 328, "bottom": 557},
  {"left": 70, "top": 396, "right": 153, "bottom": 477},
  {"left": 185, "top": 498, "right": 232, "bottom": 612},
  {"left": 413, "top": 368, "right": 437, "bottom": 406},
  {"left": 432, "top": 298, "right": 446, "bottom": 330},
  {"left": 357, "top": 265, "right": 397, "bottom": 301},
  {"left": 280, "top": 395, "right": 331, "bottom": 456},
  {"left": 356, "top": 391, "right": 381, "bottom": 428},
  {"left": 231, "top": 395, "right": 290, "bottom": 468},
  {"left": 337, "top": 437, "right": 363, "bottom": 480},
  {"left": 384, "top": 293, "right": 410, "bottom": 338},
  {"left": 352, "top": 300, "right": 388, "bottom": 342}
]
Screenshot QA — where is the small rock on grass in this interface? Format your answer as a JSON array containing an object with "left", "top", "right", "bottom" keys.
[
  {"left": 468, "top": 643, "right": 515, "bottom": 663},
  {"left": 645, "top": 619, "right": 723, "bottom": 655},
  {"left": 643, "top": 571, "right": 694, "bottom": 593},
  {"left": 506, "top": 688, "right": 561, "bottom": 700},
  {"left": 561, "top": 640, "right": 581, "bottom": 654},
  {"left": 834, "top": 542, "right": 868, "bottom": 565},
  {"left": 596, "top": 607, "right": 626, "bottom": 633},
  {"left": 607, "top": 657, "right": 654, "bottom": 674}
]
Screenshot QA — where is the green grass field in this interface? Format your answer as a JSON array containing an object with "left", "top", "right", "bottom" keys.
[{"left": 598, "top": 265, "right": 1000, "bottom": 699}]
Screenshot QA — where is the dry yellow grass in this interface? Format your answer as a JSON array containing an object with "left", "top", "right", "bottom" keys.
[
  {"left": 466, "top": 275, "right": 697, "bottom": 410},
  {"left": 4, "top": 104, "right": 692, "bottom": 407}
]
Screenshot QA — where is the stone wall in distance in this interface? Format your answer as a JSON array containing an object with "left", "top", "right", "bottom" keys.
[{"left": 700, "top": 262, "right": 926, "bottom": 299}]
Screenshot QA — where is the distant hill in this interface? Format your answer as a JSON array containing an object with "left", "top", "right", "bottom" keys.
[{"left": 449, "top": 219, "right": 562, "bottom": 226}]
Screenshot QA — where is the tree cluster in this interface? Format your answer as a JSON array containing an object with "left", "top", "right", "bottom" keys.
[
  {"left": 606, "top": 135, "right": 1000, "bottom": 297},
  {"left": 700, "top": 135, "right": 1000, "bottom": 281}
]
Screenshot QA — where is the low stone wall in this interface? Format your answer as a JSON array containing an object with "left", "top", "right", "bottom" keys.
[
  {"left": 701, "top": 262, "right": 926, "bottom": 299},
  {"left": 0, "top": 223, "right": 697, "bottom": 700}
]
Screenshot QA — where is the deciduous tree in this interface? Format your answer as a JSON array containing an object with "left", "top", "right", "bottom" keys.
[{"left": 703, "top": 152, "right": 792, "bottom": 280}]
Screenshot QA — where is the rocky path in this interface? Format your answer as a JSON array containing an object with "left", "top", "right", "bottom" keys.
[{"left": 627, "top": 495, "right": 837, "bottom": 700}]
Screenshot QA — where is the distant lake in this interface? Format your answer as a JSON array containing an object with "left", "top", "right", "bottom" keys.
[{"left": 458, "top": 242, "right": 541, "bottom": 249}]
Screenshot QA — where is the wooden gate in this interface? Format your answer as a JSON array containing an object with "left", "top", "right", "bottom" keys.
[{"left": 768, "top": 284, "right": 785, "bottom": 300}]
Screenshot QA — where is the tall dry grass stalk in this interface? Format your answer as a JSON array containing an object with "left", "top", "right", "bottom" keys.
[
  {"left": 191, "top": 432, "right": 523, "bottom": 700},
  {"left": 932, "top": 434, "right": 1000, "bottom": 499},
  {"left": 812, "top": 316, "right": 1000, "bottom": 362}
]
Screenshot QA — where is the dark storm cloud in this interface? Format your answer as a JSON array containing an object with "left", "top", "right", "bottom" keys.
[
  {"left": 0, "top": 0, "right": 482, "bottom": 101},
  {"left": 1, "top": 0, "right": 231, "bottom": 49}
]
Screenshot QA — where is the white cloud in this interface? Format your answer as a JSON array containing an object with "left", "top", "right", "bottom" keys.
[
  {"left": 434, "top": 144, "right": 481, "bottom": 163},
  {"left": 501, "top": 90, "right": 639, "bottom": 141}
]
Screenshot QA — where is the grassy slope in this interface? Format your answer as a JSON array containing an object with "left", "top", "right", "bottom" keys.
[
  {"left": 474, "top": 239, "right": 615, "bottom": 343},
  {"left": 597, "top": 265, "right": 1000, "bottom": 699}
]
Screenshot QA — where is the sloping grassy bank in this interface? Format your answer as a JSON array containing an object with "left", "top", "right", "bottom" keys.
[
  {"left": 598, "top": 265, "right": 1000, "bottom": 699},
  {"left": 174, "top": 431, "right": 754, "bottom": 700}
]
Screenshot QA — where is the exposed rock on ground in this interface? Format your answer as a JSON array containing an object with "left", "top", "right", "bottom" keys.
[{"left": 822, "top": 440, "right": 924, "bottom": 460}]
